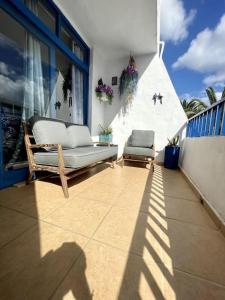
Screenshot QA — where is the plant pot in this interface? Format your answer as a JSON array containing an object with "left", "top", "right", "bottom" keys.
[
  {"left": 164, "top": 146, "right": 180, "bottom": 169},
  {"left": 99, "top": 134, "right": 112, "bottom": 144}
]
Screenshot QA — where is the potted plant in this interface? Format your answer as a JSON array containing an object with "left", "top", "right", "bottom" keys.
[
  {"left": 164, "top": 136, "right": 180, "bottom": 169},
  {"left": 119, "top": 56, "right": 138, "bottom": 102},
  {"left": 99, "top": 125, "right": 113, "bottom": 144},
  {"left": 95, "top": 78, "right": 114, "bottom": 104}
]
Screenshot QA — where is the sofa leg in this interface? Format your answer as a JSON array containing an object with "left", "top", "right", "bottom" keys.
[
  {"left": 26, "top": 170, "right": 33, "bottom": 184},
  {"left": 60, "top": 174, "right": 69, "bottom": 198},
  {"left": 152, "top": 161, "right": 155, "bottom": 172},
  {"left": 111, "top": 160, "right": 115, "bottom": 169},
  {"left": 122, "top": 157, "right": 125, "bottom": 168}
]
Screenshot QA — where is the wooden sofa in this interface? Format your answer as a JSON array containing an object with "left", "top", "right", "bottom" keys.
[{"left": 24, "top": 117, "right": 118, "bottom": 198}]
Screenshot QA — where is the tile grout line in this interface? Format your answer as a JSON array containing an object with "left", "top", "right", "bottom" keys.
[
  {"left": 48, "top": 236, "right": 92, "bottom": 300},
  {"left": 90, "top": 236, "right": 225, "bottom": 290},
  {"left": 0, "top": 203, "right": 39, "bottom": 220},
  {"left": 0, "top": 223, "right": 38, "bottom": 251},
  {"left": 48, "top": 200, "right": 116, "bottom": 299}
]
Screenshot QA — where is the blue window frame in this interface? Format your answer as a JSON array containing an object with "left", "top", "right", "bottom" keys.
[{"left": 0, "top": 0, "right": 90, "bottom": 188}]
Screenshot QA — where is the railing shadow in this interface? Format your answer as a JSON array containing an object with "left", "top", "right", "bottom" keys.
[{"left": 117, "top": 164, "right": 175, "bottom": 299}]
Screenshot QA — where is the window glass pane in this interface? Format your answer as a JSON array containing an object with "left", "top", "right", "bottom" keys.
[
  {"left": 24, "top": 0, "right": 56, "bottom": 33},
  {"left": 60, "top": 26, "right": 85, "bottom": 62},
  {"left": 0, "top": 8, "right": 51, "bottom": 169},
  {"left": 55, "top": 49, "right": 84, "bottom": 124}
]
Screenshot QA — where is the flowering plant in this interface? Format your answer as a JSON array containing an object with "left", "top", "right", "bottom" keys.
[
  {"left": 119, "top": 56, "right": 138, "bottom": 101},
  {"left": 95, "top": 78, "right": 114, "bottom": 104}
]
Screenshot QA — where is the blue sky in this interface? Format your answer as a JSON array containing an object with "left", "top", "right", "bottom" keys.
[{"left": 161, "top": 0, "right": 225, "bottom": 103}]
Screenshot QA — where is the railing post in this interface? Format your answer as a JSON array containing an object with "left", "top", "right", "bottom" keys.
[
  {"left": 221, "top": 102, "right": 225, "bottom": 135},
  {"left": 213, "top": 105, "right": 220, "bottom": 135}
]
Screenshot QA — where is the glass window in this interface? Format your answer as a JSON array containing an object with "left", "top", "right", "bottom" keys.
[
  {"left": 60, "top": 26, "right": 85, "bottom": 62},
  {"left": 23, "top": 0, "right": 56, "bottom": 33},
  {"left": 55, "top": 49, "right": 84, "bottom": 124},
  {"left": 0, "top": 8, "right": 51, "bottom": 169}
]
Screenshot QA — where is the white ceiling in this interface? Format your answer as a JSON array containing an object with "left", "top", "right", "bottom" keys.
[{"left": 54, "top": 0, "right": 158, "bottom": 57}]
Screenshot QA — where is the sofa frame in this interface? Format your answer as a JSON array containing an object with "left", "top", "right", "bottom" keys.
[{"left": 23, "top": 122, "right": 117, "bottom": 198}]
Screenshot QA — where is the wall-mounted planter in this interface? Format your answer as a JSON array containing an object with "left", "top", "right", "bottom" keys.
[
  {"left": 164, "top": 146, "right": 180, "bottom": 169},
  {"left": 99, "top": 134, "right": 112, "bottom": 144}
]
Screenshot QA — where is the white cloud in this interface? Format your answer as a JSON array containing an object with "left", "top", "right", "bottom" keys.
[
  {"left": 173, "top": 14, "right": 225, "bottom": 86},
  {"left": 160, "top": 0, "right": 196, "bottom": 44},
  {"left": 0, "top": 62, "right": 16, "bottom": 76},
  {"left": 0, "top": 62, "right": 10, "bottom": 76},
  {"left": 0, "top": 74, "right": 24, "bottom": 105}
]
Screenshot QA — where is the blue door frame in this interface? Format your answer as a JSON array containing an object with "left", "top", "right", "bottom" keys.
[{"left": 0, "top": 0, "right": 90, "bottom": 189}]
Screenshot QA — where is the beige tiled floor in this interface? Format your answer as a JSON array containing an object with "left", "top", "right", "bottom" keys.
[{"left": 0, "top": 164, "right": 225, "bottom": 299}]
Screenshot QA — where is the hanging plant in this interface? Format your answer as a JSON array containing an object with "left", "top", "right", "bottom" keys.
[
  {"left": 95, "top": 78, "right": 114, "bottom": 104},
  {"left": 119, "top": 56, "right": 138, "bottom": 101},
  {"left": 62, "top": 66, "right": 72, "bottom": 102}
]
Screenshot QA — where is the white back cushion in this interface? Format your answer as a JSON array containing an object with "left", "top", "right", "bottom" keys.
[
  {"left": 32, "top": 119, "right": 70, "bottom": 148},
  {"left": 67, "top": 125, "right": 93, "bottom": 148},
  {"left": 131, "top": 130, "right": 155, "bottom": 148}
]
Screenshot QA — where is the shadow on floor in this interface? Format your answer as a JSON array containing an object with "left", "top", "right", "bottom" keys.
[
  {"left": 117, "top": 164, "right": 176, "bottom": 299},
  {"left": 0, "top": 166, "right": 109, "bottom": 299}
]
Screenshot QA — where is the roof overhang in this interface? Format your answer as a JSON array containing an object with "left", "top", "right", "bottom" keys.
[{"left": 54, "top": 0, "right": 159, "bottom": 58}]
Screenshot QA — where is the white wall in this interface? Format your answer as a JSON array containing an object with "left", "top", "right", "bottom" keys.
[
  {"left": 180, "top": 137, "right": 225, "bottom": 223},
  {"left": 90, "top": 53, "right": 187, "bottom": 161},
  {"left": 88, "top": 47, "right": 106, "bottom": 136}
]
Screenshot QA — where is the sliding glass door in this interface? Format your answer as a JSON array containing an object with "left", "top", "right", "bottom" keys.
[
  {"left": 0, "top": 0, "right": 89, "bottom": 189},
  {"left": 0, "top": 8, "right": 51, "bottom": 188}
]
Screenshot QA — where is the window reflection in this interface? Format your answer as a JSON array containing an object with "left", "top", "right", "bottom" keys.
[{"left": 0, "top": 8, "right": 50, "bottom": 168}]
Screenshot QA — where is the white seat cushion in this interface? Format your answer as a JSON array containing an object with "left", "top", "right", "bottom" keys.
[{"left": 34, "top": 146, "right": 118, "bottom": 169}]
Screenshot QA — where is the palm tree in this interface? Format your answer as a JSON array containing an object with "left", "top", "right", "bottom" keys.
[
  {"left": 222, "top": 87, "right": 225, "bottom": 99},
  {"left": 181, "top": 98, "right": 208, "bottom": 119},
  {"left": 206, "top": 86, "right": 225, "bottom": 105},
  {"left": 206, "top": 87, "right": 217, "bottom": 105}
]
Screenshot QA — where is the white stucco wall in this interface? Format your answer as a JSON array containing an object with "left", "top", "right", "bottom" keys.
[
  {"left": 91, "top": 53, "right": 187, "bottom": 161},
  {"left": 180, "top": 137, "right": 225, "bottom": 223},
  {"left": 88, "top": 47, "right": 106, "bottom": 136}
]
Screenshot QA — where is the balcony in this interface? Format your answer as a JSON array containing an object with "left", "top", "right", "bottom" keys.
[{"left": 0, "top": 163, "right": 225, "bottom": 299}]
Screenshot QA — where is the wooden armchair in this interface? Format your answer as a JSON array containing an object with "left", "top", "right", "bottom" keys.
[{"left": 122, "top": 130, "right": 155, "bottom": 171}]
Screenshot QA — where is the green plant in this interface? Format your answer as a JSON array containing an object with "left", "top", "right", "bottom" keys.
[
  {"left": 181, "top": 99, "right": 207, "bottom": 119},
  {"left": 205, "top": 86, "right": 225, "bottom": 105},
  {"left": 119, "top": 56, "right": 138, "bottom": 100},
  {"left": 99, "top": 124, "right": 112, "bottom": 135},
  {"left": 206, "top": 87, "right": 217, "bottom": 105},
  {"left": 167, "top": 136, "right": 179, "bottom": 146}
]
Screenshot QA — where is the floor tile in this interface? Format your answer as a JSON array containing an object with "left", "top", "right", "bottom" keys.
[
  {"left": 45, "top": 197, "right": 111, "bottom": 237},
  {"left": 163, "top": 267, "right": 225, "bottom": 300},
  {"left": 94, "top": 206, "right": 165, "bottom": 262},
  {"left": 51, "top": 240, "right": 165, "bottom": 300},
  {"left": 142, "top": 193, "right": 217, "bottom": 229},
  {"left": 161, "top": 218, "right": 225, "bottom": 286},
  {"left": 0, "top": 206, "right": 36, "bottom": 248},
  {"left": 77, "top": 182, "right": 123, "bottom": 205},
  {"left": 0, "top": 221, "right": 88, "bottom": 300},
  {"left": 0, "top": 181, "right": 69, "bottom": 219}
]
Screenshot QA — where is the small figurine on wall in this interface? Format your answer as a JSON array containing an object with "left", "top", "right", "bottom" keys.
[
  {"left": 153, "top": 93, "right": 163, "bottom": 104},
  {"left": 55, "top": 101, "right": 61, "bottom": 110}
]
